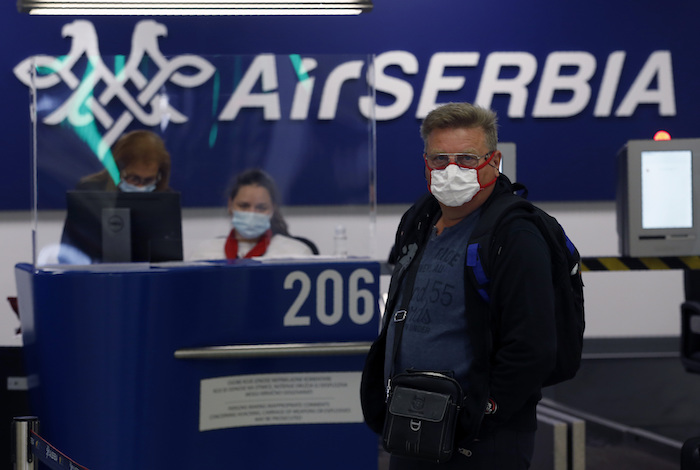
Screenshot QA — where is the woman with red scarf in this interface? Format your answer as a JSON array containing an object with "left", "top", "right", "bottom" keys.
[{"left": 191, "top": 168, "right": 317, "bottom": 260}]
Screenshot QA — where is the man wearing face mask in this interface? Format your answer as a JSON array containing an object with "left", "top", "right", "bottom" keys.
[
  {"left": 361, "top": 103, "right": 556, "bottom": 469},
  {"left": 190, "top": 168, "right": 317, "bottom": 260}
]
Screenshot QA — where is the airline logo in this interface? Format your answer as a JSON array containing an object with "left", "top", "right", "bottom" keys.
[
  {"left": 14, "top": 20, "right": 215, "bottom": 151},
  {"left": 14, "top": 19, "right": 676, "bottom": 142}
]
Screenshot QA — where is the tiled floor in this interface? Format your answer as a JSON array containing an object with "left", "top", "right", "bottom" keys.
[
  {"left": 585, "top": 443, "right": 678, "bottom": 470},
  {"left": 376, "top": 437, "right": 680, "bottom": 470}
]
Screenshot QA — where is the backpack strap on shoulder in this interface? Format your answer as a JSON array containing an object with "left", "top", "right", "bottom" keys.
[
  {"left": 465, "top": 183, "right": 534, "bottom": 304},
  {"left": 511, "top": 181, "right": 528, "bottom": 199},
  {"left": 466, "top": 242, "right": 491, "bottom": 303}
]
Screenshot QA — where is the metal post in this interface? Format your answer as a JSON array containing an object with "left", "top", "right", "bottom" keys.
[{"left": 12, "top": 416, "right": 38, "bottom": 470}]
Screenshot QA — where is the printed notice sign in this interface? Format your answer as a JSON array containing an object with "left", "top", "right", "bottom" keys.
[{"left": 199, "top": 371, "right": 363, "bottom": 431}]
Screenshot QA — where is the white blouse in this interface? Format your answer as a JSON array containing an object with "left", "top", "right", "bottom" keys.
[{"left": 189, "top": 233, "right": 315, "bottom": 260}]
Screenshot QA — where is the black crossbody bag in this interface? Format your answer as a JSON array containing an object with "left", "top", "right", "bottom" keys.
[{"left": 382, "top": 259, "right": 464, "bottom": 464}]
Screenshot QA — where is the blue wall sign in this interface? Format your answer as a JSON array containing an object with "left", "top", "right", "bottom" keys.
[{"left": 3, "top": 1, "right": 699, "bottom": 208}]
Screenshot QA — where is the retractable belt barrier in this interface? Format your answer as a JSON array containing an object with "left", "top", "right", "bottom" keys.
[{"left": 12, "top": 417, "right": 89, "bottom": 470}]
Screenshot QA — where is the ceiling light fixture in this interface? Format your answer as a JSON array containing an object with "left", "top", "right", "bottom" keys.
[{"left": 18, "top": 0, "right": 373, "bottom": 15}]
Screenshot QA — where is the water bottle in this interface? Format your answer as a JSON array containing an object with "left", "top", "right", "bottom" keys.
[{"left": 334, "top": 224, "right": 348, "bottom": 258}]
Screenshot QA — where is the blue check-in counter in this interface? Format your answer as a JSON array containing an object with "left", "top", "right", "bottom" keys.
[{"left": 15, "top": 259, "right": 381, "bottom": 470}]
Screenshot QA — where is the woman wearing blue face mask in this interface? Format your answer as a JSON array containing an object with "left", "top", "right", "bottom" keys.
[
  {"left": 191, "top": 168, "right": 318, "bottom": 260},
  {"left": 76, "top": 130, "right": 172, "bottom": 193}
]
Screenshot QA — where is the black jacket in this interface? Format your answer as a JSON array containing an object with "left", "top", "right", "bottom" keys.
[{"left": 361, "top": 175, "right": 557, "bottom": 442}]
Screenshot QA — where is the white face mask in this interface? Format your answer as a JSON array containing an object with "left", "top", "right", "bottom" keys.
[
  {"left": 428, "top": 155, "right": 498, "bottom": 207},
  {"left": 119, "top": 180, "right": 156, "bottom": 193},
  {"left": 232, "top": 211, "right": 271, "bottom": 239}
]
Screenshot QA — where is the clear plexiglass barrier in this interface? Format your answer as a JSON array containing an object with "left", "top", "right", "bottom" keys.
[{"left": 25, "top": 52, "right": 377, "bottom": 267}]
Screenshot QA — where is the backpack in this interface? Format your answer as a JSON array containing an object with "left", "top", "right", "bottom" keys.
[{"left": 465, "top": 184, "right": 585, "bottom": 387}]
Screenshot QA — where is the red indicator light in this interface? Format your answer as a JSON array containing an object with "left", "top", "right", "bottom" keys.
[{"left": 653, "top": 130, "right": 671, "bottom": 141}]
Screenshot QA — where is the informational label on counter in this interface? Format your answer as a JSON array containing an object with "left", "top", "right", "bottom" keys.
[{"left": 199, "top": 371, "right": 363, "bottom": 431}]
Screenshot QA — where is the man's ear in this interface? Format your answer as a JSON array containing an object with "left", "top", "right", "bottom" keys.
[{"left": 491, "top": 150, "right": 503, "bottom": 172}]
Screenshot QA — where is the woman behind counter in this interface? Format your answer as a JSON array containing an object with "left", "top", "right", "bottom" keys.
[
  {"left": 77, "top": 129, "right": 172, "bottom": 192},
  {"left": 52, "top": 129, "right": 173, "bottom": 265},
  {"left": 191, "top": 168, "right": 317, "bottom": 260}
]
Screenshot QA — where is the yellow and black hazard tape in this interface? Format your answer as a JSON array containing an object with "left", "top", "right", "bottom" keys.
[{"left": 580, "top": 256, "right": 700, "bottom": 272}]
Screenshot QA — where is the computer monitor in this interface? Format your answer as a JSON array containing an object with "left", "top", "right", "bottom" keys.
[
  {"left": 617, "top": 138, "right": 700, "bottom": 257},
  {"left": 62, "top": 191, "right": 184, "bottom": 263},
  {"left": 498, "top": 142, "right": 517, "bottom": 182}
]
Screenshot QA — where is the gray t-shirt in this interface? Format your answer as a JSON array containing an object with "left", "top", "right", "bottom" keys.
[{"left": 385, "top": 209, "right": 481, "bottom": 391}]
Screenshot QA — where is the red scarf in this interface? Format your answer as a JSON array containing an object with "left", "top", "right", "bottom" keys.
[{"left": 224, "top": 229, "right": 272, "bottom": 259}]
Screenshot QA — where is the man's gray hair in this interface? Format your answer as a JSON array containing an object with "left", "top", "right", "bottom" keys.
[{"left": 420, "top": 102, "right": 498, "bottom": 151}]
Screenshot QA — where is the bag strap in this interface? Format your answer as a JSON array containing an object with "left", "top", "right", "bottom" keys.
[
  {"left": 388, "top": 247, "right": 424, "bottom": 378},
  {"left": 466, "top": 193, "right": 535, "bottom": 303}
]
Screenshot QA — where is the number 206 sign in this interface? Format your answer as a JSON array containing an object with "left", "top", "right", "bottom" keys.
[
  {"left": 282, "top": 266, "right": 377, "bottom": 327},
  {"left": 220, "top": 260, "right": 382, "bottom": 343}
]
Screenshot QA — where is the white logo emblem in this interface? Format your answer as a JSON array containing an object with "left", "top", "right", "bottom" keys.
[{"left": 14, "top": 19, "right": 215, "bottom": 148}]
